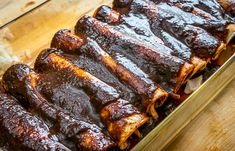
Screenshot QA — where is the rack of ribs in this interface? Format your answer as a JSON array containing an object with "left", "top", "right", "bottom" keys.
[
  {"left": 113, "top": 0, "right": 229, "bottom": 60},
  {"left": 2, "top": 64, "right": 118, "bottom": 151},
  {"left": 34, "top": 48, "right": 149, "bottom": 149},
  {"left": 0, "top": 0, "right": 234, "bottom": 150},
  {"left": 75, "top": 15, "right": 194, "bottom": 93},
  {"left": 93, "top": 5, "right": 207, "bottom": 79},
  {"left": 51, "top": 29, "right": 168, "bottom": 118}
]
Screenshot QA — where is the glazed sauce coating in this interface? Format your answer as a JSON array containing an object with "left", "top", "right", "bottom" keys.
[
  {"left": 50, "top": 30, "right": 168, "bottom": 120},
  {"left": 35, "top": 49, "right": 144, "bottom": 119},
  {"left": 35, "top": 50, "right": 120, "bottom": 107},
  {"left": 51, "top": 30, "right": 165, "bottom": 107},
  {"left": 62, "top": 52, "right": 138, "bottom": 104},
  {"left": 52, "top": 32, "right": 135, "bottom": 101},
  {"left": 94, "top": 5, "right": 192, "bottom": 62},
  {"left": 0, "top": 90, "right": 70, "bottom": 151},
  {"left": 75, "top": 16, "right": 186, "bottom": 92},
  {"left": 2, "top": 64, "right": 116, "bottom": 151},
  {"left": 38, "top": 72, "right": 104, "bottom": 128},
  {"left": 121, "top": 0, "right": 222, "bottom": 58},
  {"left": 35, "top": 49, "right": 149, "bottom": 150}
]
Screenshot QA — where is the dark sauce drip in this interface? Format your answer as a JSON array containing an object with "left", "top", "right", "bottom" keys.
[
  {"left": 39, "top": 72, "right": 104, "bottom": 128},
  {"left": 113, "top": 14, "right": 192, "bottom": 62},
  {"left": 61, "top": 52, "right": 143, "bottom": 109}
]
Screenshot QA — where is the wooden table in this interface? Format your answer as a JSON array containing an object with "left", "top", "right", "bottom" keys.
[
  {"left": 165, "top": 79, "right": 235, "bottom": 151},
  {"left": 0, "top": 1, "right": 235, "bottom": 151},
  {"left": 0, "top": 0, "right": 48, "bottom": 27}
]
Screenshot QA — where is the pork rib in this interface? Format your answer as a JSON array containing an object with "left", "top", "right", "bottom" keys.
[
  {"left": 114, "top": 0, "right": 227, "bottom": 60},
  {"left": 75, "top": 15, "right": 194, "bottom": 92},
  {"left": 35, "top": 49, "right": 149, "bottom": 149},
  {"left": 51, "top": 29, "right": 168, "bottom": 118},
  {"left": 2, "top": 64, "right": 116, "bottom": 151},
  {"left": 94, "top": 5, "right": 207, "bottom": 79}
]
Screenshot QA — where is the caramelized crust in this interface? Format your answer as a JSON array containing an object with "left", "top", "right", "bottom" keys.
[
  {"left": 75, "top": 16, "right": 194, "bottom": 92},
  {"left": 51, "top": 29, "right": 168, "bottom": 118},
  {"left": 35, "top": 49, "right": 148, "bottom": 149},
  {"left": 93, "top": 5, "right": 207, "bottom": 82},
  {"left": 2, "top": 64, "right": 116, "bottom": 151},
  {"left": 0, "top": 90, "right": 70, "bottom": 151}
]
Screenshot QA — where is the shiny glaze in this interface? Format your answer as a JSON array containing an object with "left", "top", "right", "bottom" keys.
[
  {"left": 35, "top": 49, "right": 144, "bottom": 117},
  {"left": 35, "top": 49, "right": 121, "bottom": 107},
  {"left": 65, "top": 53, "right": 138, "bottom": 103},
  {"left": 51, "top": 31, "right": 144, "bottom": 108},
  {"left": 155, "top": 0, "right": 229, "bottom": 30},
  {"left": 0, "top": 89, "right": 70, "bottom": 151},
  {"left": 82, "top": 39, "right": 161, "bottom": 103},
  {"left": 164, "top": 0, "right": 234, "bottom": 21},
  {"left": 38, "top": 72, "right": 104, "bottom": 128},
  {"left": 95, "top": 5, "right": 192, "bottom": 62},
  {"left": 122, "top": 0, "right": 222, "bottom": 58},
  {"left": 51, "top": 29, "right": 167, "bottom": 108},
  {"left": 2, "top": 64, "right": 116, "bottom": 151},
  {"left": 75, "top": 15, "right": 186, "bottom": 92},
  {"left": 35, "top": 49, "right": 149, "bottom": 149}
]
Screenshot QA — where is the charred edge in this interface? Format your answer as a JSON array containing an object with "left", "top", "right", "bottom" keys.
[
  {"left": 0, "top": 83, "right": 70, "bottom": 150},
  {"left": 53, "top": 29, "right": 168, "bottom": 119},
  {"left": 94, "top": 5, "right": 121, "bottom": 24},
  {"left": 51, "top": 29, "right": 85, "bottom": 53},
  {"left": 36, "top": 50, "right": 149, "bottom": 150},
  {"left": 75, "top": 15, "right": 186, "bottom": 78},
  {"left": 100, "top": 99, "right": 148, "bottom": 149},
  {"left": 2, "top": 64, "right": 116, "bottom": 151},
  {"left": 113, "top": 0, "right": 133, "bottom": 8}
]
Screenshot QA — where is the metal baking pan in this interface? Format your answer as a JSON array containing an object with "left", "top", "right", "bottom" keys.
[
  {"left": 0, "top": 0, "right": 234, "bottom": 150},
  {"left": 133, "top": 53, "right": 235, "bottom": 151}
]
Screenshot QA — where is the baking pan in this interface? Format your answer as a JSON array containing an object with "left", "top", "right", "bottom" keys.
[
  {"left": 0, "top": 0, "right": 234, "bottom": 150},
  {"left": 133, "top": 53, "right": 235, "bottom": 151}
]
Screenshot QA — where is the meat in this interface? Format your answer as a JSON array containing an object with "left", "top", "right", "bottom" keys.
[
  {"left": 94, "top": 5, "right": 207, "bottom": 78},
  {"left": 94, "top": 5, "right": 121, "bottom": 24},
  {"left": 51, "top": 29, "right": 168, "bottom": 118},
  {"left": 2, "top": 64, "right": 116, "bottom": 151},
  {"left": 0, "top": 89, "right": 70, "bottom": 151},
  {"left": 113, "top": 0, "right": 227, "bottom": 60},
  {"left": 75, "top": 15, "right": 194, "bottom": 93},
  {"left": 34, "top": 49, "right": 149, "bottom": 149},
  {"left": 0, "top": 0, "right": 234, "bottom": 150}
]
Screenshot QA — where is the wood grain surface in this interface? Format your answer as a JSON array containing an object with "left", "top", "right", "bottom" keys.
[
  {"left": 0, "top": 0, "right": 48, "bottom": 27},
  {"left": 165, "top": 79, "right": 235, "bottom": 151},
  {"left": 1, "top": 0, "right": 113, "bottom": 66},
  {"left": 0, "top": 0, "right": 112, "bottom": 64}
]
